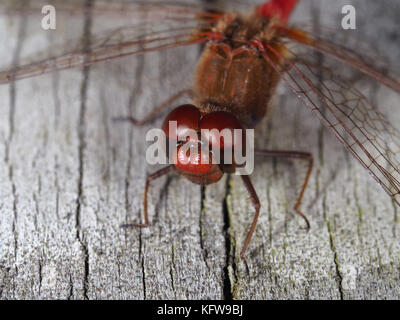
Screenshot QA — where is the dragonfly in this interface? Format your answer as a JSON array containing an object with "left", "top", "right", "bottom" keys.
[{"left": 0, "top": 0, "right": 399, "bottom": 261}]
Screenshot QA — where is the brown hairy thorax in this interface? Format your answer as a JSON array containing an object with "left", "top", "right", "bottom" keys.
[{"left": 194, "top": 12, "right": 281, "bottom": 128}]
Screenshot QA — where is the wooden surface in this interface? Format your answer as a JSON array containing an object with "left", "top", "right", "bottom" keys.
[{"left": 0, "top": 0, "right": 399, "bottom": 300}]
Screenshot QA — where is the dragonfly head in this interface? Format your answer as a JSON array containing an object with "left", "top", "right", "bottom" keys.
[{"left": 162, "top": 104, "right": 246, "bottom": 185}]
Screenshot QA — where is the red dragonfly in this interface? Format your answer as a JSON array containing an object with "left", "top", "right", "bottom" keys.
[{"left": 1, "top": 0, "right": 399, "bottom": 261}]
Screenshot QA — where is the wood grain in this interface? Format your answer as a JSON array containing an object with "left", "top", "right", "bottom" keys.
[{"left": 0, "top": 0, "right": 399, "bottom": 299}]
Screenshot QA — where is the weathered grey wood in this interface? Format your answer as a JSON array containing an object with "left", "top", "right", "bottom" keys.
[{"left": 0, "top": 0, "right": 399, "bottom": 300}]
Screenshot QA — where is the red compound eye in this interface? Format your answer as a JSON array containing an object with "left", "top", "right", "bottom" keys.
[
  {"left": 162, "top": 104, "right": 201, "bottom": 141},
  {"left": 173, "top": 144, "right": 223, "bottom": 185},
  {"left": 200, "top": 111, "right": 244, "bottom": 150},
  {"left": 174, "top": 144, "right": 213, "bottom": 174}
]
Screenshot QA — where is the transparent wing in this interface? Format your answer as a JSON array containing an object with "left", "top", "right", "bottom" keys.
[
  {"left": 280, "top": 26, "right": 400, "bottom": 94},
  {"left": 0, "top": 1, "right": 221, "bottom": 84},
  {"left": 261, "top": 40, "right": 400, "bottom": 205}
]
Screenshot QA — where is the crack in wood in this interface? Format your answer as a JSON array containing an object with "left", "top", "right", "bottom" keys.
[
  {"left": 222, "top": 176, "right": 234, "bottom": 300},
  {"left": 74, "top": 0, "right": 94, "bottom": 300},
  {"left": 327, "top": 218, "right": 344, "bottom": 300}
]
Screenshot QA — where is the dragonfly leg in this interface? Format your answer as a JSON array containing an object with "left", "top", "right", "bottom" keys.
[
  {"left": 121, "top": 165, "right": 174, "bottom": 228},
  {"left": 239, "top": 175, "right": 261, "bottom": 262},
  {"left": 255, "top": 149, "right": 313, "bottom": 230},
  {"left": 114, "top": 89, "right": 194, "bottom": 126}
]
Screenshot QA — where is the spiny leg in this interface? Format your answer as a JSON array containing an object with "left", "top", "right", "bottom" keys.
[
  {"left": 255, "top": 149, "right": 313, "bottom": 230},
  {"left": 114, "top": 89, "right": 194, "bottom": 126},
  {"left": 240, "top": 175, "right": 261, "bottom": 261},
  {"left": 122, "top": 165, "right": 174, "bottom": 228}
]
